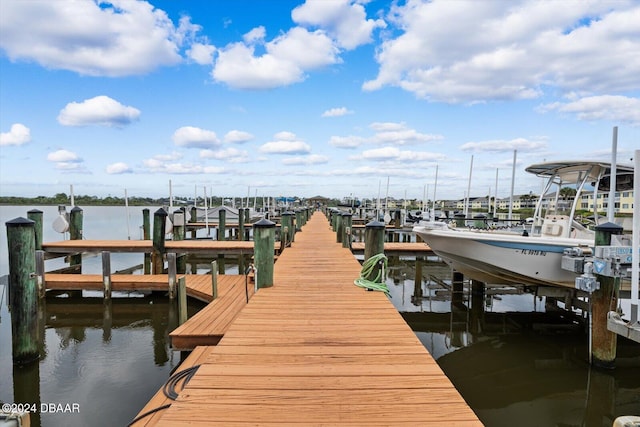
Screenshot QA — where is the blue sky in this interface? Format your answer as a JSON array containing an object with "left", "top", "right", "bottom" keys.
[{"left": 1, "top": 0, "right": 638, "bottom": 202}]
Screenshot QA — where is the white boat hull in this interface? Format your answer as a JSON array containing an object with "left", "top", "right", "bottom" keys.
[{"left": 414, "top": 225, "right": 592, "bottom": 287}]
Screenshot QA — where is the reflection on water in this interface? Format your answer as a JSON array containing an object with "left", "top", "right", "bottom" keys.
[
  {"left": 2, "top": 204, "right": 640, "bottom": 426},
  {"left": 385, "top": 255, "right": 640, "bottom": 427},
  {"left": 0, "top": 289, "right": 204, "bottom": 427}
]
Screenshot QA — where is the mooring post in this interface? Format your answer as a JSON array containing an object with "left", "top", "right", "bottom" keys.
[
  {"left": 591, "top": 222, "right": 623, "bottom": 368},
  {"left": 364, "top": 220, "right": 385, "bottom": 282},
  {"left": 27, "top": 209, "right": 43, "bottom": 250},
  {"left": 102, "top": 251, "right": 112, "bottom": 299},
  {"left": 152, "top": 208, "right": 167, "bottom": 274},
  {"left": 281, "top": 211, "right": 294, "bottom": 246},
  {"left": 414, "top": 256, "right": 423, "bottom": 295},
  {"left": 331, "top": 209, "right": 338, "bottom": 231},
  {"left": 455, "top": 213, "right": 466, "bottom": 228},
  {"left": 142, "top": 208, "right": 151, "bottom": 274},
  {"left": 211, "top": 260, "right": 218, "bottom": 299},
  {"left": 173, "top": 210, "right": 186, "bottom": 274},
  {"left": 167, "top": 252, "right": 177, "bottom": 299},
  {"left": 69, "top": 206, "right": 83, "bottom": 269},
  {"left": 342, "top": 212, "right": 352, "bottom": 249},
  {"left": 238, "top": 208, "right": 245, "bottom": 242},
  {"left": 6, "top": 217, "right": 39, "bottom": 364},
  {"left": 253, "top": 218, "right": 275, "bottom": 289},
  {"left": 218, "top": 208, "right": 226, "bottom": 241},
  {"left": 218, "top": 210, "right": 226, "bottom": 275},
  {"left": 295, "top": 209, "right": 303, "bottom": 232},
  {"left": 35, "top": 250, "right": 45, "bottom": 297},
  {"left": 178, "top": 276, "right": 187, "bottom": 325},
  {"left": 470, "top": 279, "right": 485, "bottom": 334},
  {"left": 336, "top": 212, "right": 344, "bottom": 244},
  {"left": 189, "top": 206, "right": 197, "bottom": 239}
]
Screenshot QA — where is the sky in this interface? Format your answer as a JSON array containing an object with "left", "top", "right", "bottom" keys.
[{"left": 0, "top": 0, "right": 639, "bottom": 203}]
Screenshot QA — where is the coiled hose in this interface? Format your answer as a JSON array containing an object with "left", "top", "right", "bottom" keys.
[{"left": 354, "top": 253, "right": 390, "bottom": 295}]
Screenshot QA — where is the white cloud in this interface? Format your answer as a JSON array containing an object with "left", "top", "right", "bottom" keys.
[
  {"left": 538, "top": 95, "right": 640, "bottom": 126},
  {"left": 0, "top": 123, "right": 31, "bottom": 146},
  {"left": 243, "top": 26, "right": 266, "bottom": 44},
  {"left": 200, "top": 147, "right": 250, "bottom": 163},
  {"left": 0, "top": 0, "right": 203, "bottom": 76},
  {"left": 58, "top": 96, "right": 141, "bottom": 127},
  {"left": 273, "top": 131, "right": 298, "bottom": 141},
  {"left": 260, "top": 140, "right": 312, "bottom": 154},
  {"left": 360, "top": 146, "right": 443, "bottom": 162},
  {"left": 224, "top": 130, "right": 254, "bottom": 143},
  {"left": 187, "top": 42, "right": 216, "bottom": 65},
  {"left": 292, "top": 0, "right": 386, "bottom": 50},
  {"left": 460, "top": 137, "right": 548, "bottom": 153},
  {"left": 364, "top": 1, "right": 640, "bottom": 103},
  {"left": 322, "top": 107, "right": 354, "bottom": 117},
  {"left": 106, "top": 162, "right": 132, "bottom": 174},
  {"left": 212, "top": 26, "right": 339, "bottom": 89},
  {"left": 372, "top": 125, "right": 443, "bottom": 145},
  {"left": 172, "top": 126, "right": 220, "bottom": 148},
  {"left": 47, "top": 149, "right": 81, "bottom": 163},
  {"left": 142, "top": 158, "right": 227, "bottom": 174},
  {"left": 328, "top": 135, "right": 366, "bottom": 149},
  {"left": 282, "top": 154, "right": 330, "bottom": 165}
]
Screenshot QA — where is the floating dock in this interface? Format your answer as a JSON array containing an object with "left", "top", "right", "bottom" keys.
[{"left": 134, "top": 211, "right": 481, "bottom": 425}]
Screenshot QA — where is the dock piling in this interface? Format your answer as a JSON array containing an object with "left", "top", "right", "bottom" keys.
[
  {"left": 27, "top": 209, "right": 43, "bottom": 250},
  {"left": 168, "top": 253, "right": 177, "bottom": 299},
  {"left": 253, "top": 218, "right": 275, "bottom": 288},
  {"left": 341, "top": 212, "right": 352, "bottom": 249},
  {"left": 152, "top": 208, "right": 167, "bottom": 274},
  {"left": 364, "top": 220, "right": 385, "bottom": 282},
  {"left": 6, "top": 217, "right": 39, "bottom": 364},
  {"left": 178, "top": 276, "right": 187, "bottom": 325},
  {"left": 592, "top": 222, "right": 623, "bottom": 368},
  {"left": 211, "top": 261, "right": 218, "bottom": 299},
  {"left": 69, "top": 207, "right": 83, "bottom": 269},
  {"left": 142, "top": 208, "right": 151, "bottom": 274},
  {"left": 102, "top": 251, "right": 112, "bottom": 299}
]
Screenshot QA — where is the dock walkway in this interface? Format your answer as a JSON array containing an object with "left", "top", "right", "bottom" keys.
[{"left": 146, "top": 211, "right": 481, "bottom": 425}]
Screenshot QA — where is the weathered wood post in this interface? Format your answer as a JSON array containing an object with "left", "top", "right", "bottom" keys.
[
  {"left": 591, "top": 222, "right": 622, "bottom": 368},
  {"left": 211, "top": 260, "right": 218, "bottom": 299},
  {"left": 455, "top": 213, "right": 466, "bottom": 228},
  {"left": 152, "top": 208, "right": 167, "bottom": 274},
  {"left": 253, "top": 218, "right": 275, "bottom": 289},
  {"left": 190, "top": 206, "right": 197, "bottom": 239},
  {"left": 295, "top": 209, "right": 303, "bottom": 232},
  {"left": 336, "top": 212, "right": 344, "bottom": 244},
  {"left": 173, "top": 210, "right": 186, "bottom": 274},
  {"left": 238, "top": 208, "right": 245, "bottom": 241},
  {"left": 470, "top": 279, "right": 485, "bottom": 334},
  {"left": 414, "top": 256, "right": 423, "bottom": 298},
  {"left": 218, "top": 208, "right": 226, "bottom": 241},
  {"left": 364, "top": 220, "right": 385, "bottom": 282},
  {"left": 342, "top": 212, "right": 352, "bottom": 249},
  {"left": 244, "top": 208, "right": 251, "bottom": 240},
  {"left": 331, "top": 209, "right": 338, "bottom": 231},
  {"left": 281, "top": 211, "right": 294, "bottom": 246},
  {"left": 69, "top": 206, "right": 83, "bottom": 269},
  {"left": 27, "top": 209, "right": 43, "bottom": 250},
  {"left": 143, "top": 208, "right": 151, "bottom": 274},
  {"left": 6, "top": 217, "right": 39, "bottom": 364},
  {"left": 178, "top": 276, "right": 187, "bottom": 325}
]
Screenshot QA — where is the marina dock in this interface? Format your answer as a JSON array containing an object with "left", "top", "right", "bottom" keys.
[{"left": 133, "top": 211, "right": 481, "bottom": 425}]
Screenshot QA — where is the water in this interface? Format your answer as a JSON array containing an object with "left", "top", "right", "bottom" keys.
[{"left": 1, "top": 205, "right": 639, "bottom": 426}]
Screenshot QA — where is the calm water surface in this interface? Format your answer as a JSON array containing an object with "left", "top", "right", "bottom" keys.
[{"left": 1, "top": 205, "right": 639, "bottom": 426}]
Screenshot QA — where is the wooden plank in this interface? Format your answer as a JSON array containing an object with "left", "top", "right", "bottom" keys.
[
  {"left": 130, "top": 346, "right": 210, "bottom": 427},
  {"left": 141, "top": 212, "right": 481, "bottom": 426}
]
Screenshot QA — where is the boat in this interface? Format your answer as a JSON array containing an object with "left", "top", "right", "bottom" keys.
[{"left": 413, "top": 161, "right": 634, "bottom": 287}]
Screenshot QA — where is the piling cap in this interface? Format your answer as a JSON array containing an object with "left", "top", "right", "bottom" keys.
[
  {"left": 5, "top": 217, "right": 35, "bottom": 227},
  {"left": 365, "top": 220, "right": 385, "bottom": 228},
  {"left": 71, "top": 206, "right": 83, "bottom": 212},
  {"left": 27, "top": 209, "right": 43, "bottom": 214},
  {"left": 253, "top": 218, "right": 276, "bottom": 228},
  {"left": 341, "top": 212, "right": 353, "bottom": 217},
  {"left": 154, "top": 207, "right": 168, "bottom": 216},
  {"left": 282, "top": 211, "right": 294, "bottom": 216},
  {"left": 595, "top": 222, "right": 623, "bottom": 233}
]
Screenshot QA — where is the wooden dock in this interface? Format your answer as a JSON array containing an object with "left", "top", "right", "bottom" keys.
[
  {"left": 42, "top": 239, "right": 255, "bottom": 255},
  {"left": 136, "top": 211, "right": 481, "bottom": 426}
]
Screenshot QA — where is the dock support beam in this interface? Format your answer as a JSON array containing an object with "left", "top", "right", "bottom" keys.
[
  {"left": 6, "top": 217, "right": 39, "bottom": 365},
  {"left": 364, "top": 220, "right": 385, "bottom": 282},
  {"left": 178, "top": 276, "right": 187, "bottom": 325},
  {"left": 592, "top": 222, "right": 622, "bottom": 368},
  {"left": 152, "top": 208, "right": 167, "bottom": 274},
  {"left": 253, "top": 218, "right": 276, "bottom": 289}
]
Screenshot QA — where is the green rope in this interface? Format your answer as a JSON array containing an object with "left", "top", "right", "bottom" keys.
[{"left": 354, "top": 253, "right": 390, "bottom": 295}]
